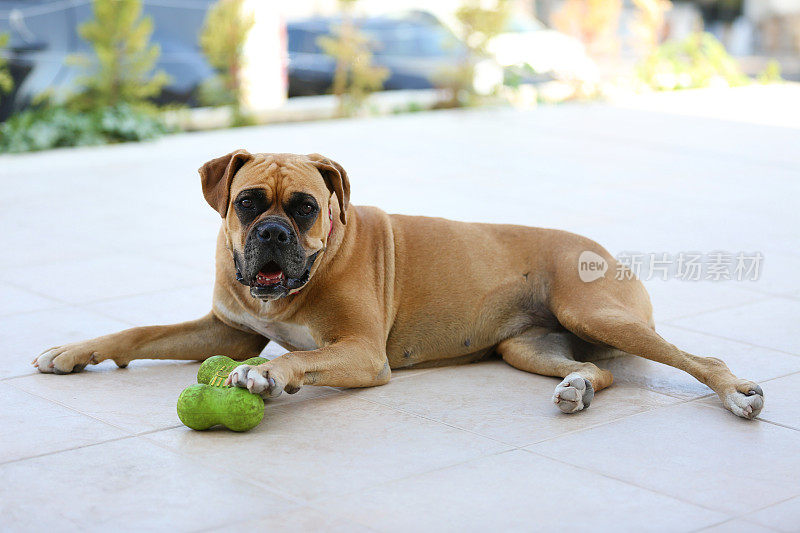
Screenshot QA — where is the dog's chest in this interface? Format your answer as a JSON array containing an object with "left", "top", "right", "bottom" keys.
[
  {"left": 215, "top": 300, "right": 319, "bottom": 351},
  {"left": 253, "top": 319, "right": 319, "bottom": 351}
]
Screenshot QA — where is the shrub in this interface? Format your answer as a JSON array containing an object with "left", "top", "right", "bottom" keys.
[
  {"left": 757, "top": 59, "right": 783, "bottom": 84},
  {"left": 0, "top": 33, "right": 12, "bottom": 104},
  {"left": 68, "top": 0, "right": 169, "bottom": 110},
  {"left": 435, "top": 0, "right": 509, "bottom": 107},
  {"left": 0, "top": 103, "right": 168, "bottom": 153},
  {"left": 637, "top": 32, "right": 749, "bottom": 91},
  {"left": 317, "top": 0, "right": 388, "bottom": 116},
  {"left": 198, "top": 0, "right": 254, "bottom": 125}
]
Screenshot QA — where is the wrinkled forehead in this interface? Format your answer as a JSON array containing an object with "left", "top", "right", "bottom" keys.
[{"left": 230, "top": 153, "right": 327, "bottom": 197}]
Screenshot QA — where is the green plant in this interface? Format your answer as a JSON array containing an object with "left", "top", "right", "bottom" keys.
[
  {"left": 435, "top": 0, "right": 510, "bottom": 107},
  {"left": 757, "top": 59, "right": 783, "bottom": 84},
  {"left": 0, "top": 33, "right": 13, "bottom": 104},
  {"left": 68, "top": 0, "right": 169, "bottom": 110},
  {"left": 198, "top": 0, "right": 255, "bottom": 126},
  {"left": 317, "top": 0, "right": 388, "bottom": 116},
  {"left": 0, "top": 103, "right": 168, "bottom": 153},
  {"left": 637, "top": 32, "right": 749, "bottom": 91}
]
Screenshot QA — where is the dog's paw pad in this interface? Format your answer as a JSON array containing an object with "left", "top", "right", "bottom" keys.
[
  {"left": 553, "top": 373, "right": 594, "bottom": 414},
  {"left": 723, "top": 382, "right": 764, "bottom": 419}
]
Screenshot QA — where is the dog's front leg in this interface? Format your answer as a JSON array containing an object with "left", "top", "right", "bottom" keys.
[
  {"left": 34, "top": 312, "right": 268, "bottom": 374},
  {"left": 225, "top": 337, "right": 390, "bottom": 398}
]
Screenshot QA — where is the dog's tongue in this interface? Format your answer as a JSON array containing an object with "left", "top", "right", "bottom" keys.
[{"left": 256, "top": 270, "right": 284, "bottom": 285}]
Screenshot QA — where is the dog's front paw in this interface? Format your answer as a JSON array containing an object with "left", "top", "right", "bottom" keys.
[
  {"left": 225, "top": 362, "right": 297, "bottom": 398},
  {"left": 33, "top": 342, "right": 113, "bottom": 374},
  {"left": 553, "top": 373, "right": 594, "bottom": 414},
  {"left": 721, "top": 380, "right": 764, "bottom": 419}
]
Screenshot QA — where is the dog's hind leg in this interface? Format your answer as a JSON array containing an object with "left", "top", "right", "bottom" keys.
[{"left": 497, "top": 327, "right": 614, "bottom": 414}]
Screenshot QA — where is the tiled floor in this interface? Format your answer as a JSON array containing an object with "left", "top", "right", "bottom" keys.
[{"left": 2, "top": 88, "right": 799, "bottom": 531}]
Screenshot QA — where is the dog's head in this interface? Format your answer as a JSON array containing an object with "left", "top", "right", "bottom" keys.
[{"left": 199, "top": 150, "right": 350, "bottom": 301}]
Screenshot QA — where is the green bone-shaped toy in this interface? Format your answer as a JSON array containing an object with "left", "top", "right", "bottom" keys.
[
  {"left": 197, "top": 355, "right": 267, "bottom": 386},
  {"left": 177, "top": 355, "right": 269, "bottom": 432},
  {"left": 177, "top": 384, "right": 264, "bottom": 431}
]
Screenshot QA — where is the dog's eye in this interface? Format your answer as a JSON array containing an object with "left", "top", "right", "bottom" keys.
[
  {"left": 298, "top": 203, "right": 315, "bottom": 216},
  {"left": 239, "top": 198, "right": 254, "bottom": 209}
]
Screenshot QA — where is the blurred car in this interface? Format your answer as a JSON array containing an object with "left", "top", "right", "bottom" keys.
[
  {"left": 287, "top": 11, "right": 502, "bottom": 97},
  {"left": 487, "top": 13, "right": 599, "bottom": 82},
  {"left": 0, "top": 0, "right": 215, "bottom": 121}
]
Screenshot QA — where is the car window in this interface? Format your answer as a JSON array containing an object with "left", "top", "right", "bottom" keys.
[
  {"left": 288, "top": 28, "right": 324, "bottom": 54},
  {"left": 365, "top": 23, "right": 462, "bottom": 58}
]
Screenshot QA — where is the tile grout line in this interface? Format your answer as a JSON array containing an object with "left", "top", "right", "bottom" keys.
[
  {"left": 307, "top": 447, "right": 518, "bottom": 508},
  {"left": 657, "top": 321, "right": 800, "bottom": 358},
  {"left": 348, "top": 384, "right": 690, "bottom": 450},
  {"left": 654, "top": 294, "right": 773, "bottom": 324},
  {"left": 686, "top": 399, "right": 800, "bottom": 432},
  {"left": 0, "top": 433, "right": 141, "bottom": 467},
  {"left": 3, "top": 378, "right": 143, "bottom": 437},
  {"left": 520, "top": 395, "right": 704, "bottom": 448},
  {"left": 726, "top": 493, "right": 800, "bottom": 528},
  {"left": 342, "top": 393, "right": 519, "bottom": 448},
  {"left": 520, "top": 446, "right": 735, "bottom": 518},
  {"left": 137, "top": 432, "right": 313, "bottom": 508}
]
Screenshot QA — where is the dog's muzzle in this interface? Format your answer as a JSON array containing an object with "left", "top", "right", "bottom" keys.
[{"left": 235, "top": 217, "right": 320, "bottom": 300}]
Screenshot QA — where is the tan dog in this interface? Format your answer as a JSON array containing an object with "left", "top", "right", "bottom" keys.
[{"left": 33, "top": 151, "right": 764, "bottom": 419}]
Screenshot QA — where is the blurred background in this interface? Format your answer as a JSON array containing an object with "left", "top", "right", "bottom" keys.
[{"left": 0, "top": 0, "right": 797, "bottom": 152}]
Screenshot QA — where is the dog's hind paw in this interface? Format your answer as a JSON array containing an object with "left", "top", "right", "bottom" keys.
[
  {"left": 721, "top": 381, "right": 764, "bottom": 419},
  {"left": 553, "top": 373, "right": 594, "bottom": 414}
]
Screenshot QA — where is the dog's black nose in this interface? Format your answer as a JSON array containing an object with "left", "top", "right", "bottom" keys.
[{"left": 256, "top": 221, "right": 291, "bottom": 245}]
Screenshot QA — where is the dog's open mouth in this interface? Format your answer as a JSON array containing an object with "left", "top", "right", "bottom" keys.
[{"left": 254, "top": 261, "right": 286, "bottom": 287}]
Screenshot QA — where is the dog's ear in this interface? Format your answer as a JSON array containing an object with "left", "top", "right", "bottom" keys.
[
  {"left": 198, "top": 149, "right": 253, "bottom": 217},
  {"left": 308, "top": 153, "right": 350, "bottom": 224}
]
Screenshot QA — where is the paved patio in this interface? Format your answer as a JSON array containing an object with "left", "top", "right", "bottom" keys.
[{"left": 1, "top": 90, "right": 799, "bottom": 531}]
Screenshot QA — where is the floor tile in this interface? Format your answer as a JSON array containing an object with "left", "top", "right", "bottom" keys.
[
  {"left": 667, "top": 298, "right": 800, "bottom": 355},
  {"left": 643, "top": 279, "right": 766, "bottom": 322},
  {"left": 597, "top": 325, "right": 800, "bottom": 400},
  {"left": 9, "top": 360, "right": 336, "bottom": 434},
  {"left": 215, "top": 506, "right": 375, "bottom": 533},
  {"left": 314, "top": 449, "right": 727, "bottom": 532},
  {"left": 350, "top": 360, "right": 679, "bottom": 446},
  {"left": 146, "top": 394, "right": 511, "bottom": 501},
  {"left": 0, "top": 437, "right": 297, "bottom": 531},
  {"left": 528, "top": 402, "right": 800, "bottom": 515},
  {"left": 0, "top": 253, "right": 208, "bottom": 305},
  {"left": 84, "top": 285, "right": 213, "bottom": 326},
  {"left": 697, "top": 372, "right": 800, "bottom": 430},
  {"left": 0, "top": 222, "right": 112, "bottom": 271},
  {"left": 735, "top": 251, "right": 800, "bottom": 298},
  {"left": 145, "top": 238, "right": 218, "bottom": 273},
  {"left": 698, "top": 518, "right": 776, "bottom": 532},
  {"left": 0, "top": 382, "right": 126, "bottom": 463},
  {"left": 0, "top": 307, "right": 132, "bottom": 379},
  {"left": 0, "top": 282, "right": 65, "bottom": 317},
  {"left": 747, "top": 496, "right": 800, "bottom": 533}
]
